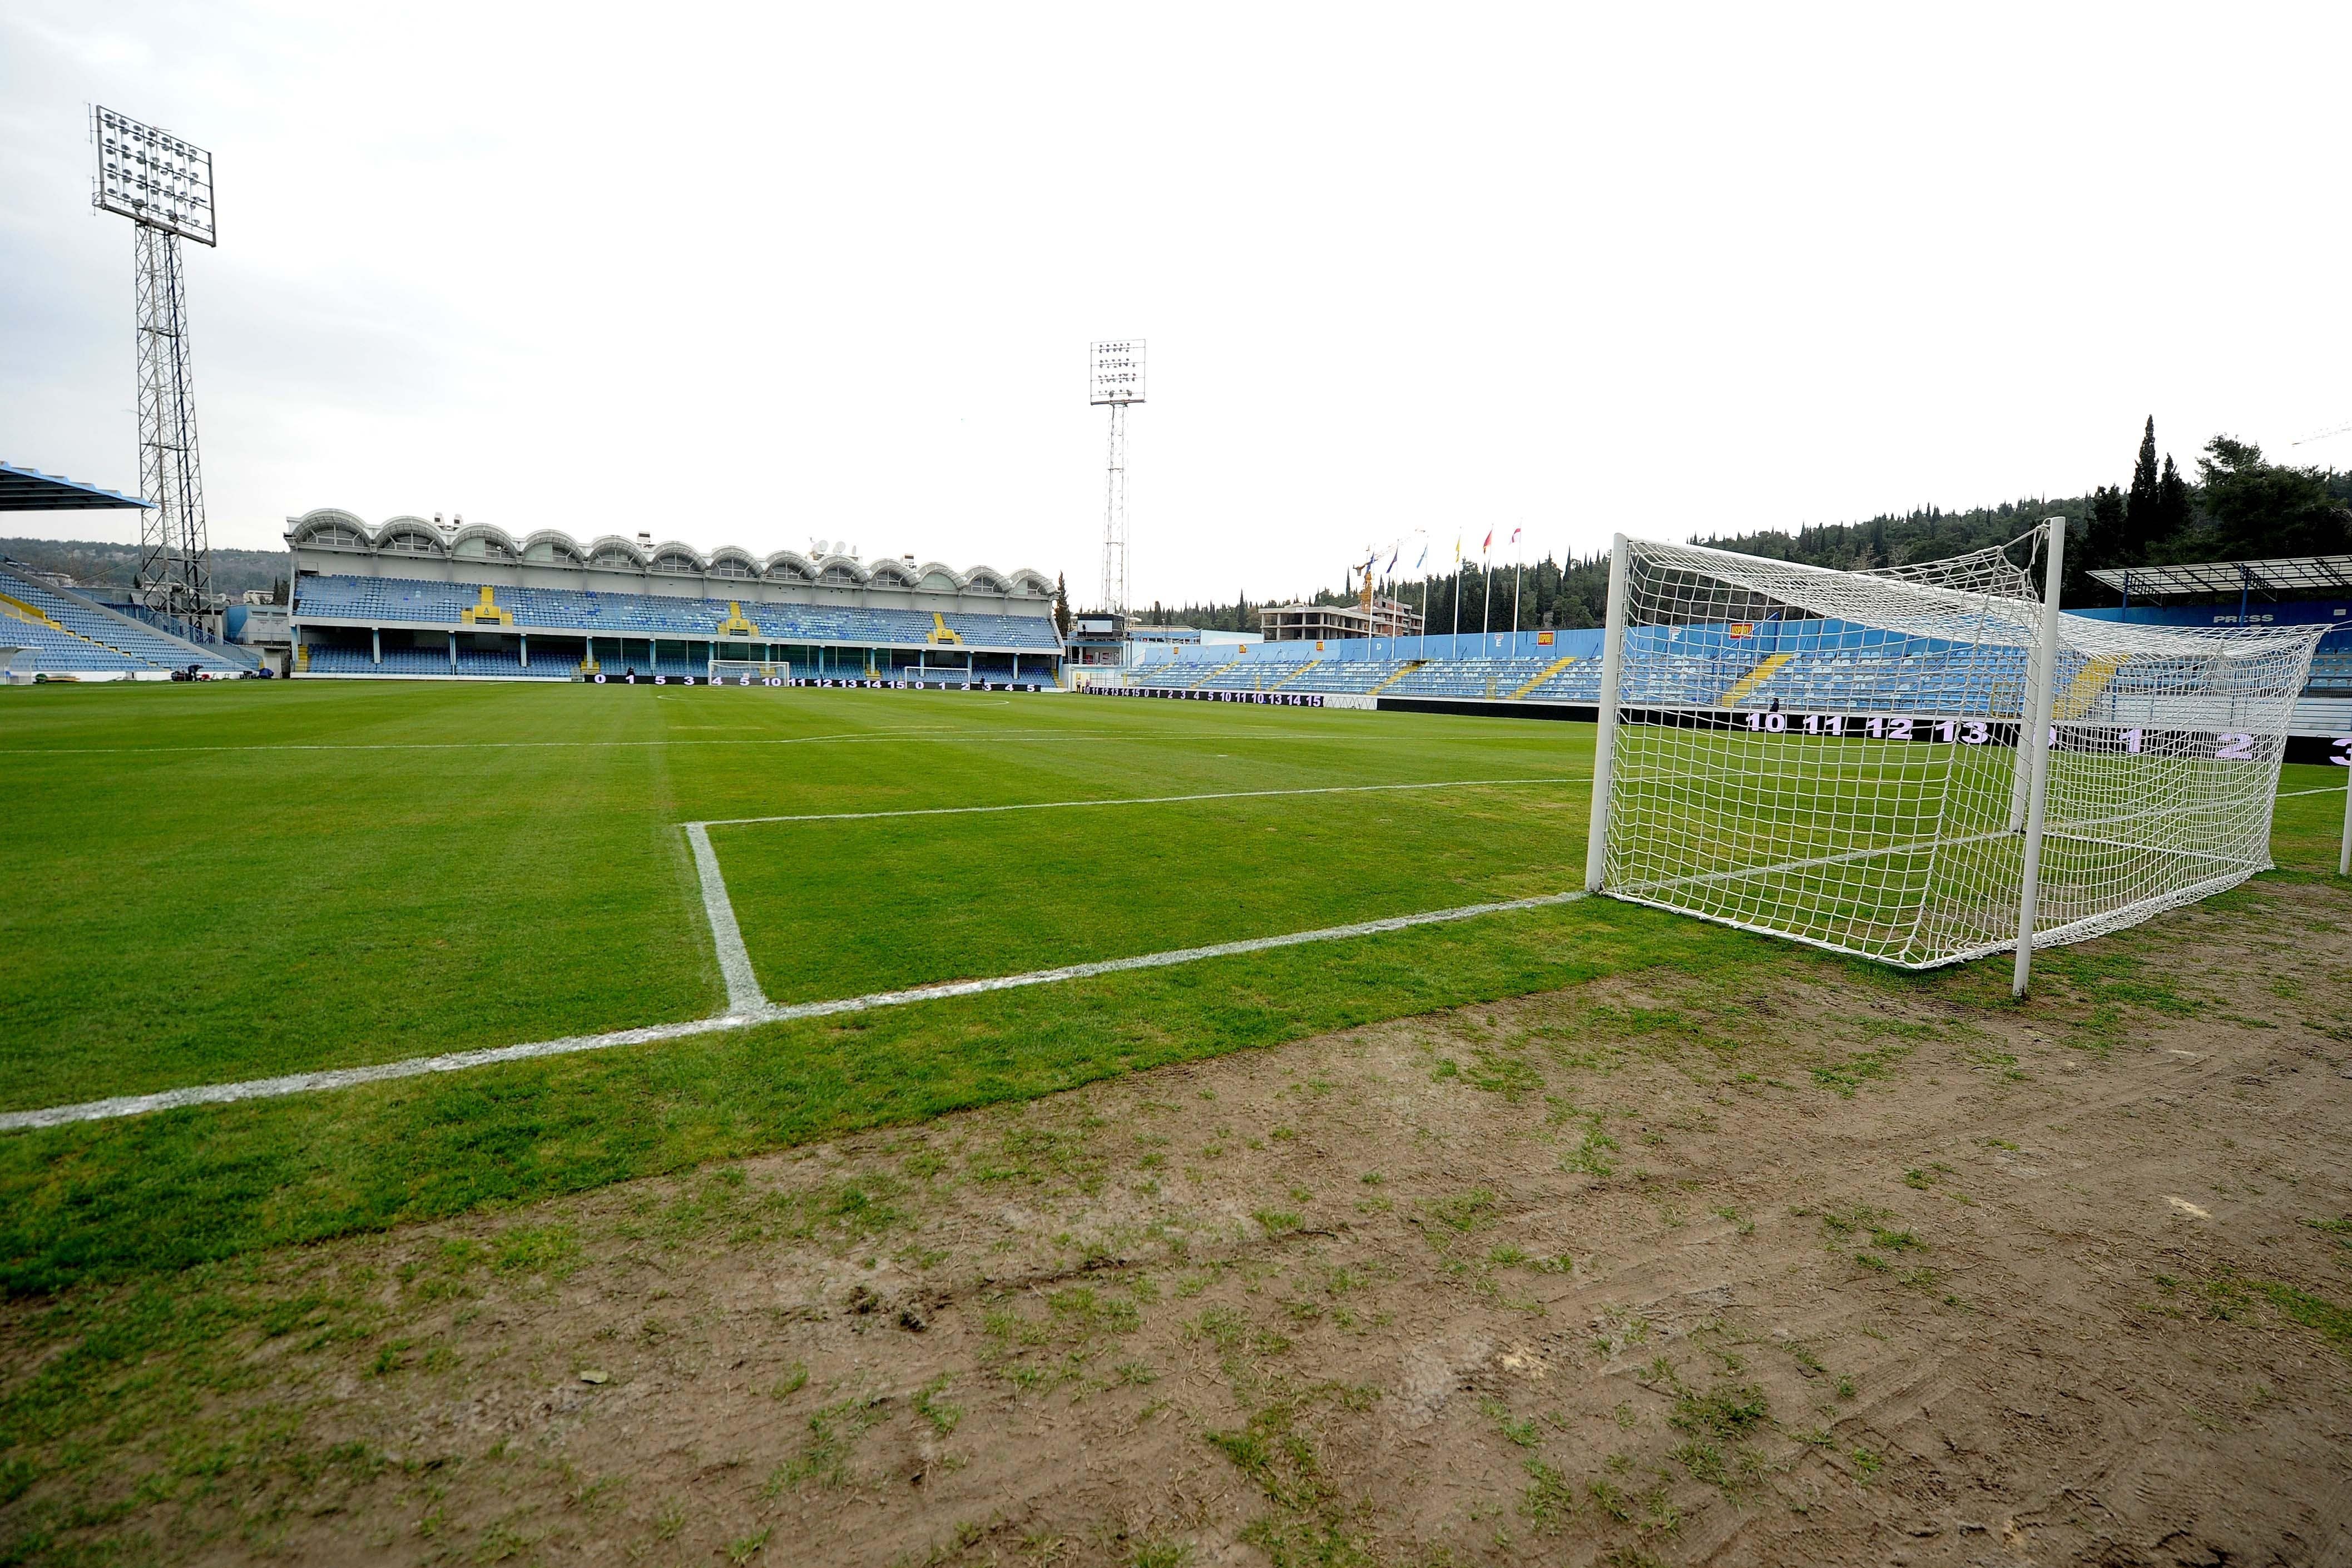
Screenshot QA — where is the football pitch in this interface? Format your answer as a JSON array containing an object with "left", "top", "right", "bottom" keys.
[{"left": 2, "top": 680, "right": 2344, "bottom": 1291}]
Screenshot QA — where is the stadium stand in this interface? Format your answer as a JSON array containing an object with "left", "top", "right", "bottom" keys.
[
  {"left": 291, "top": 575, "right": 1062, "bottom": 652},
  {"left": 1521, "top": 658, "right": 1600, "bottom": 701},
  {"left": 1110, "top": 607, "right": 2349, "bottom": 733},
  {"left": 0, "top": 611, "right": 149, "bottom": 673},
  {"left": 100, "top": 598, "right": 263, "bottom": 669},
  {"left": 1281, "top": 659, "right": 1420, "bottom": 693},
  {"left": 0, "top": 563, "right": 245, "bottom": 675},
  {"left": 2308, "top": 651, "right": 2352, "bottom": 693},
  {"left": 305, "top": 644, "right": 452, "bottom": 676},
  {"left": 272, "top": 511, "right": 2352, "bottom": 723},
  {"left": 284, "top": 512, "right": 1064, "bottom": 682},
  {"left": 1385, "top": 657, "right": 1557, "bottom": 699}
]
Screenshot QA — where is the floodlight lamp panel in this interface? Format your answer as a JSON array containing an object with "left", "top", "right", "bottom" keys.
[
  {"left": 1089, "top": 339, "right": 1146, "bottom": 404},
  {"left": 90, "top": 105, "right": 216, "bottom": 246}
]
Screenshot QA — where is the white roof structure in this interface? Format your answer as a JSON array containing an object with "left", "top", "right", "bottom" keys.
[
  {"left": 2088, "top": 555, "right": 2352, "bottom": 598},
  {"left": 284, "top": 510, "right": 1054, "bottom": 599}
]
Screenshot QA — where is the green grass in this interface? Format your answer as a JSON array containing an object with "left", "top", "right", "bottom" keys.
[
  {"left": 0, "top": 680, "right": 2343, "bottom": 1294},
  {"left": 0, "top": 683, "right": 1620, "bottom": 1289},
  {"left": 720, "top": 780, "right": 1573, "bottom": 1004},
  {"left": 0, "top": 683, "right": 1579, "bottom": 1109}
]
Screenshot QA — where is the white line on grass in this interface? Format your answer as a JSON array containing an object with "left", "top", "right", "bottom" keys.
[
  {"left": 0, "top": 723, "right": 1489, "bottom": 757},
  {"left": 700, "top": 775, "right": 1583, "bottom": 828},
  {"left": 0, "top": 1017, "right": 764, "bottom": 1134},
  {"left": 684, "top": 823, "right": 765, "bottom": 1014},
  {"left": 0, "top": 728, "right": 1087, "bottom": 757},
  {"left": 0, "top": 890, "right": 1590, "bottom": 1132}
]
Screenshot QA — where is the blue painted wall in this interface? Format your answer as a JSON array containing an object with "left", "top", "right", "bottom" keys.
[{"left": 2072, "top": 599, "right": 2352, "bottom": 653}]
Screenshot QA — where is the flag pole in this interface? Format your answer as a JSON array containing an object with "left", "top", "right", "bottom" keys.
[
  {"left": 1511, "top": 527, "right": 1523, "bottom": 642},
  {"left": 1419, "top": 541, "right": 1429, "bottom": 661},
  {"left": 1480, "top": 542, "right": 1492, "bottom": 638},
  {"left": 1451, "top": 540, "right": 1462, "bottom": 648}
]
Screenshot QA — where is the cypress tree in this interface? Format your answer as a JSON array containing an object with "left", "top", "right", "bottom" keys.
[
  {"left": 2125, "top": 416, "right": 2161, "bottom": 557},
  {"left": 2153, "top": 454, "right": 2191, "bottom": 552},
  {"left": 2086, "top": 484, "right": 2129, "bottom": 569}
]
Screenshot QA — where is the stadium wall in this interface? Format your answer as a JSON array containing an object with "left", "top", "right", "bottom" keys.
[{"left": 2072, "top": 599, "right": 2352, "bottom": 654}]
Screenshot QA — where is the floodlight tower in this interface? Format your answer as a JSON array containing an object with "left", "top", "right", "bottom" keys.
[
  {"left": 1088, "top": 341, "right": 1145, "bottom": 614},
  {"left": 90, "top": 106, "right": 218, "bottom": 623}
]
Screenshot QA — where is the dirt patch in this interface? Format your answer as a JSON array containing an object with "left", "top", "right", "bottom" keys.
[{"left": 8, "top": 879, "right": 2352, "bottom": 1566}]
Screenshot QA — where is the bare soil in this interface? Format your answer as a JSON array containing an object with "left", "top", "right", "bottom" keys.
[{"left": 11, "top": 880, "right": 2352, "bottom": 1567}]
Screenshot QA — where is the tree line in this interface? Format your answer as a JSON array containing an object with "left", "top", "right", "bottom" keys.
[
  {"left": 1135, "top": 554, "right": 1617, "bottom": 636},
  {"left": 0, "top": 538, "right": 288, "bottom": 599},
  {"left": 1142, "top": 419, "right": 2351, "bottom": 626},
  {"left": 1677, "top": 419, "right": 2349, "bottom": 607}
]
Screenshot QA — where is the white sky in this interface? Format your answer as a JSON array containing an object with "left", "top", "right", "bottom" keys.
[{"left": 3, "top": 2, "right": 2348, "bottom": 607}]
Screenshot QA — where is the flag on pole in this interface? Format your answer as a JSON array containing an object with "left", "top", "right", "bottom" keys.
[
  {"left": 1482, "top": 529, "right": 1493, "bottom": 555},
  {"left": 1415, "top": 541, "right": 1428, "bottom": 569}
]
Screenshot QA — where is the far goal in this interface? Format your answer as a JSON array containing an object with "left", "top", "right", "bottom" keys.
[
  {"left": 1582, "top": 520, "right": 2324, "bottom": 994},
  {"left": 709, "top": 659, "right": 790, "bottom": 685}
]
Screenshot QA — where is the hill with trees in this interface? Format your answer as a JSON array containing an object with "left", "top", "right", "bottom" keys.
[
  {"left": 1135, "top": 420, "right": 2352, "bottom": 633},
  {"left": 0, "top": 537, "right": 288, "bottom": 599}
]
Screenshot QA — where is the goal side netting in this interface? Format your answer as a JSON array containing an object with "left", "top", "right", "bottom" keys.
[{"left": 1587, "top": 531, "right": 2323, "bottom": 971}]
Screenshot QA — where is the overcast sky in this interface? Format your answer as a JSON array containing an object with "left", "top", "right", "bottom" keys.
[{"left": 4, "top": 2, "right": 2347, "bottom": 606}]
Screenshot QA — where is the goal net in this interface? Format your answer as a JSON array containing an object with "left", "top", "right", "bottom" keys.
[
  {"left": 1585, "top": 527, "right": 2324, "bottom": 975},
  {"left": 709, "top": 659, "right": 790, "bottom": 684}
]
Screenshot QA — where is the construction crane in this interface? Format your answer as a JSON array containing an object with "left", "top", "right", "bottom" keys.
[{"left": 2290, "top": 419, "right": 2352, "bottom": 447}]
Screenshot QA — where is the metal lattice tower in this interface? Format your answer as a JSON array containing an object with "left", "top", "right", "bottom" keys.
[
  {"left": 1100, "top": 403, "right": 1128, "bottom": 616},
  {"left": 133, "top": 223, "right": 211, "bottom": 616},
  {"left": 1087, "top": 340, "right": 1143, "bottom": 616},
  {"left": 91, "top": 106, "right": 218, "bottom": 623}
]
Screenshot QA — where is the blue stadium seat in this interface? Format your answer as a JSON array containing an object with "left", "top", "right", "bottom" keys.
[{"left": 0, "top": 566, "right": 242, "bottom": 673}]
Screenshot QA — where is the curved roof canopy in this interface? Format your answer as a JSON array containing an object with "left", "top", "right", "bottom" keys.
[
  {"left": 448, "top": 522, "right": 520, "bottom": 561},
  {"left": 283, "top": 509, "right": 1051, "bottom": 596},
  {"left": 374, "top": 517, "right": 447, "bottom": 555},
  {"left": 521, "top": 529, "right": 586, "bottom": 562}
]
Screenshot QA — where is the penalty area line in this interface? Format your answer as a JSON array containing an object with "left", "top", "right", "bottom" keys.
[
  {"left": 698, "top": 775, "right": 1584, "bottom": 828},
  {"left": 0, "top": 891, "right": 1590, "bottom": 1134},
  {"left": 0, "top": 728, "right": 1099, "bottom": 758}
]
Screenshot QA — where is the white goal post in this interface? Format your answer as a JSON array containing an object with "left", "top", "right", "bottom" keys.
[
  {"left": 709, "top": 658, "right": 790, "bottom": 684},
  {"left": 1583, "top": 520, "right": 2325, "bottom": 996}
]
